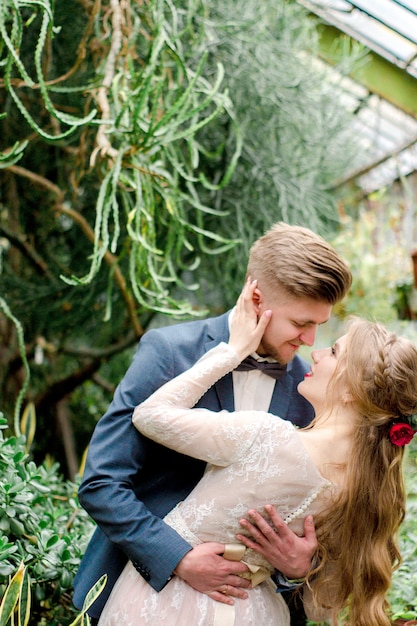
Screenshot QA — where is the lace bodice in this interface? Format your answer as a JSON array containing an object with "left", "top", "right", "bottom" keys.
[{"left": 133, "top": 343, "right": 332, "bottom": 572}]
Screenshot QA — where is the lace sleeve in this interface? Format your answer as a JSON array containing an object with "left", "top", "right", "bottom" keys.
[{"left": 132, "top": 343, "right": 258, "bottom": 465}]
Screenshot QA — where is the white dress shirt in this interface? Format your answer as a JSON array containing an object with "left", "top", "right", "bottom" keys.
[{"left": 229, "top": 308, "right": 277, "bottom": 412}]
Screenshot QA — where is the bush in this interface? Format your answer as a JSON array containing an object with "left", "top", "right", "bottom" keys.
[{"left": 0, "top": 413, "right": 95, "bottom": 625}]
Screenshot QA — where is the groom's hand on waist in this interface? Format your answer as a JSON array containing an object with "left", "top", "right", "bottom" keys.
[{"left": 173, "top": 542, "right": 251, "bottom": 605}]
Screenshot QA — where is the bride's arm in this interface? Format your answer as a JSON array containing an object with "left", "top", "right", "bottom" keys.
[
  {"left": 132, "top": 279, "right": 272, "bottom": 464},
  {"left": 132, "top": 342, "right": 248, "bottom": 464}
]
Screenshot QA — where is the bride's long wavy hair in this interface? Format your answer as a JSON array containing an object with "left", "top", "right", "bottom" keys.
[{"left": 306, "top": 318, "right": 417, "bottom": 626}]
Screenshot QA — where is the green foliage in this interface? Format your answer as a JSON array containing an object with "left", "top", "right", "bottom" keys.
[
  {"left": 0, "top": 0, "right": 362, "bottom": 328},
  {"left": 1, "top": 0, "right": 242, "bottom": 321},
  {"left": 59, "top": 9, "right": 243, "bottom": 316},
  {"left": 187, "top": 0, "right": 365, "bottom": 306},
  {"left": 0, "top": 0, "right": 97, "bottom": 142},
  {"left": 0, "top": 413, "right": 94, "bottom": 624},
  {"left": 330, "top": 207, "right": 412, "bottom": 323},
  {"left": 0, "top": 140, "right": 27, "bottom": 169},
  {"left": 0, "top": 563, "right": 106, "bottom": 626},
  {"left": 0, "top": 562, "right": 30, "bottom": 626},
  {"left": 0, "top": 298, "right": 30, "bottom": 434}
]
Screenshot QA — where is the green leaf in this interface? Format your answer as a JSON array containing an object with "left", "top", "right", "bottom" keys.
[
  {"left": 68, "top": 575, "right": 107, "bottom": 626},
  {"left": 0, "top": 563, "right": 25, "bottom": 626},
  {"left": 9, "top": 519, "right": 25, "bottom": 538},
  {"left": 0, "top": 141, "right": 28, "bottom": 168},
  {"left": 45, "top": 535, "right": 59, "bottom": 549},
  {"left": 17, "top": 568, "right": 30, "bottom": 626},
  {"left": 20, "top": 404, "right": 36, "bottom": 453}
]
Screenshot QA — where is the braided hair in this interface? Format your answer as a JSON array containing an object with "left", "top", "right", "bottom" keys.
[{"left": 306, "top": 319, "right": 417, "bottom": 626}]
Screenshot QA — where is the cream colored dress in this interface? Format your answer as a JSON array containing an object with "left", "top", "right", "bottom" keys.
[{"left": 98, "top": 343, "right": 332, "bottom": 626}]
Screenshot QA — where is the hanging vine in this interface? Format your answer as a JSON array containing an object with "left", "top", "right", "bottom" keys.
[{"left": 1, "top": 0, "right": 241, "bottom": 319}]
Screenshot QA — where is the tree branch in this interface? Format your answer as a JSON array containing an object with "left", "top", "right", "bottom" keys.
[
  {"left": 0, "top": 223, "right": 55, "bottom": 278},
  {"left": 90, "top": 0, "right": 124, "bottom": 164},
  {"left": 6, "top": 164, "right": 144, "bottom": 338},
  {"left": 62, "top": 329, "right": 137, "bottom": 358},
  {"left": 34, "top": 359, "right": 102, "bottom": 415}
]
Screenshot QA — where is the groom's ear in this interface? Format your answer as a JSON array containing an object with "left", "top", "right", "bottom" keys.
[{"left": 252, "top": 285, "right": 263, "bottom": 312}]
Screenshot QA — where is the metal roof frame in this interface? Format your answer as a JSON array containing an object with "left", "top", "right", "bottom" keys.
[{"left": 297, "top": 0, "right": 417, "bottom": 192}]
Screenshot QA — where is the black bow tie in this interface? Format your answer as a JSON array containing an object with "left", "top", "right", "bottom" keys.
[{"left": 235, "top": 355, "right": 287, "bottom": 380}]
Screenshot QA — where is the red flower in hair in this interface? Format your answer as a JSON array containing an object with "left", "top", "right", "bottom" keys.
[{"left": 389, "top": 423, "right": 415, "bottom": 447}]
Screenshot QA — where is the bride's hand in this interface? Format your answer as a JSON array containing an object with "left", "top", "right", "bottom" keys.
[{"left": 228, "top": 278, "right": 272, "bottom": 359}]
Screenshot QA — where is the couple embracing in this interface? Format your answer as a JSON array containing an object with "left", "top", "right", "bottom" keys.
[{"left": 74, "top": 223, "right": 417, "bottom": 626}]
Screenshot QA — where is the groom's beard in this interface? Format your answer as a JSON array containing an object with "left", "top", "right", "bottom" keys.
[{"left": 257, "top": 338, "right": 301, "bottom": 365}]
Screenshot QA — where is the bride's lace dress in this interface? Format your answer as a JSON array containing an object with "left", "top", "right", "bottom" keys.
[{"left": 98, "top": 343, "right": 332, "bottom": 626}]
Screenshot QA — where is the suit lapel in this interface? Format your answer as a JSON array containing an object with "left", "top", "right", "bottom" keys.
[
  {"left": 268, "top": 371, "right": 292, "bottom": 418},
  {"left": 214, "top": 373, "right": 235, "bottom": 411},
  {"left": 204, "top": 312, "right": 235, "bottom": 411}
]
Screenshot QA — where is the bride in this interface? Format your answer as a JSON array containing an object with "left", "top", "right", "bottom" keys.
[{"left": 98, "top": 278, "right": 417, "bottom": 626}]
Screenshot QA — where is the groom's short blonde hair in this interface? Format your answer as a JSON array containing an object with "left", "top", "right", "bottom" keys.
[{"left": 247, "top": 222, "right": 352, "bottom": 304}]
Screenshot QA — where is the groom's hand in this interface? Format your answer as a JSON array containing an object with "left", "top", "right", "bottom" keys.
[
  {"left": 174, "top": 542, "right": 250, "bottom": 605},
  {"left": 236, "top": 505, "right": 317, "bottom": 579}
]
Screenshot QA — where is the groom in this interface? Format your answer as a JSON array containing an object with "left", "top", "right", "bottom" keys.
[{"left": 73, "top": 222, "right": 352, "bottom": 625}]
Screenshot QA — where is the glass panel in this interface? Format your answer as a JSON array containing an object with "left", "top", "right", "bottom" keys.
[{"left": 300, "top": 0, "right": 417, "bottom": 71}]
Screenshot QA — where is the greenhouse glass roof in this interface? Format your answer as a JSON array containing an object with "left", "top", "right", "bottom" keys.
[
  {"left": 297, "top": 0, "right": 417, "bottom": 192},
  {"left": 300, "top": 0, "right": 417, "bottom": 76}
]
